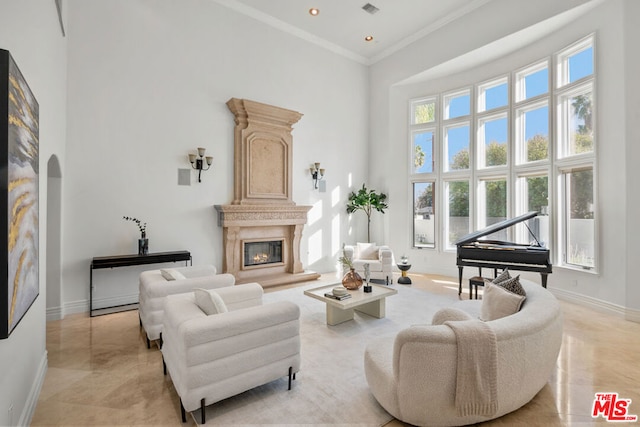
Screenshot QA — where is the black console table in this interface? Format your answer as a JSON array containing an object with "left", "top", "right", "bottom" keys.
[{"left": 90, "top": 250, "right": 192, "bottom": 317}]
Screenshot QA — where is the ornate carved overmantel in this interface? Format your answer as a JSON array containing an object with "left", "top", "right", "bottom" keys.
[
  {"left": 216, "top": 99, "right": 319, "bottom": 286},
  {"left": 226, "top": 98, "right": 303, "bottom": 206}
]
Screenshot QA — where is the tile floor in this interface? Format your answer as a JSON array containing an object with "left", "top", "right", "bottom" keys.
[{"left": 31, "top": 273, "right": 640, "bottom": 426}]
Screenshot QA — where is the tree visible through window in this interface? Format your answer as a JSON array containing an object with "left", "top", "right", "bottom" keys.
[
  {"left": 571, "top": 93, "right": 593, "bottom": 154},
  {"left": 565, "top": 168, "right": 594, "bottom": 267},
  {"left": 414, "top": 182, "right": 435, "bottom": 247},
  {"left": 448, "top": 180, "right": 469, "bottom": 246}
]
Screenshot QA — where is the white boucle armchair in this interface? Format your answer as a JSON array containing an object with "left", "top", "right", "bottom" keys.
[
  {"left": 364, "top": 279, "right": 563, "bottom": 426},
  {"left": 343, "top": 243, "right": 394, "bottom": 284},
  {"left": 138, "top": 265, "right": 235, "bottom": 347},
  {"left": 161, "top": 283, "right": 301, "bottom": 424}
]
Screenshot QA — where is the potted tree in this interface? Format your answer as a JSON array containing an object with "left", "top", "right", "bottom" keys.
[{"left": 346, "top": 184, "right": 388, "bottom": 243}]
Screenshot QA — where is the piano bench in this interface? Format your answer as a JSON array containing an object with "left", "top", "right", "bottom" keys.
[{"left": 469, "top": 276, "right": 486, "bottom": 299}]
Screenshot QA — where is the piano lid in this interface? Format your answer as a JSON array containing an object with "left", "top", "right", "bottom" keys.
[{"left": 454, "top": 211, "right": 539, "bottom": 246}]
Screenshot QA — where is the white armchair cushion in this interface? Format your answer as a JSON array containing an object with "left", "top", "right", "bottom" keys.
[
  {"left": 357, "top": 242, "right": 379, "bottom": 260},
  {"left": 194, "top": 288, "right": 228, "bottom": 315},
  {"left": 161, "top": 268, "right": 186, "bottom": 281},
  {"left": 344, "top": 243, "right": 394, "bottom": 284}
]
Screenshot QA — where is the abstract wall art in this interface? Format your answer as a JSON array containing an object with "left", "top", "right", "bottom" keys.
[{"left": 0, "top": 49, "right": 39, "bottom": 339}]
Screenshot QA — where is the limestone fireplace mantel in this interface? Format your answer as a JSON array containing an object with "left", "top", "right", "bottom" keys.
[{"left": 216, "top": 98, "right": 319, "bottom": 286}]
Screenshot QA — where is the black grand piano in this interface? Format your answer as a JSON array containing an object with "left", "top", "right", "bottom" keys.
[{"left": 455, "top": 211, "right": 551, "bottom": 295}]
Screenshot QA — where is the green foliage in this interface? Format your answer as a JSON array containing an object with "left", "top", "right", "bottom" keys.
[
  {"left": 572, "top": 93, "right": 594, "bottom": 154},
  {"left": 569, "top": 94, "right": 594, "bottom": 218},
  {"left": 570, "top": 169, "right": 593, "bottom": 219},
  {"left": 527, "top": 134, "right": 549, "bottom": 162},
  {"left": 123, "top": 216, "right": 147, "bottom": 236},
  {"left": 415, "top": 184, "right": 433, "bottom": 209},
  {"left": 485, "top": 180, "right": 507, "bottom": 218},
  {"left": 485, "top": 141, "right": 506, "bottom": 166},
  {"left": 338, "top": 255, "right": 353, "bottom": 269},
  {"left": 572, "top": 94, "right": 592, "bottom": 134},
  {"left": 449, "top": 181, "right": 469, "bottom": 217},
  {"left": 347, "top": 184, "right": 388, "bottom": 243},
  {"left": 414, "top": 145, "right": 425, "bottom": 171},
  {"left": 450, "top": 149, "right": 469, "bottom": 170},
  {"left": 527, "top": 176, "right": 549, "bottom": 213},
  {"left": 575, "top": 133, "right": 593, "bottom": 154},
  {"left": 414, "top": 103, "right": 435, "bottom": 124},
  {"left": 434, "top": 93, "right": 592, "bottom": 223}
]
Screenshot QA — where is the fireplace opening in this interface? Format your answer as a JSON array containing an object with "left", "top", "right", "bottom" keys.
[{"left": 244, "top": 240, "right": 283, "bottom": 268}]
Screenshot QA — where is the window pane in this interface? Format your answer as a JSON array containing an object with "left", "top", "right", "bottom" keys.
[
  {"left": 413, "top": 182, "right": 435, "bottom": 248},
  {"left": 517, "top": 104, "right": 549, "bottom": 163},
  {"left": 413, "top": 100, "right": 435, "bottom": 124},
  {"left": 478, "top": 80, "right": 508, "bottom": 112},
  {"left": 444, "top": 92, "right": 470, "bottom": 119},
  {"left": 480, "top": 178, "right": 507, "bottom": 240},
  {"left": 569, "top": 47, "right": 593, "bottom": 83},
  {"left": 447, "top": 180, "right": 469, "bottom": 248},
  {"left": 564, "top": 168, "right": 594, "bottom": 268},
  {"left": 562, "top": 91, "right": 594, "bottom": 156},
  {"left": 524, "top": 68, "right": 548, "bottom": 100},
  {"left": 478, "top": 116, "right": 507, "bottom": 168},
  {"left": 445, "top": 124, "right": 470, "bottom": 171},
  {"left": 413, "top": 131, "right": 434, "bottom": 173},
  {"left": 519, "top": 176, "right": 549, "bottom": 246}
]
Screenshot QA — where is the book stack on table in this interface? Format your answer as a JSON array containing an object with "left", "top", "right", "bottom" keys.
[{"left": 324, "top": 292, "right": 352, "bottom": 301}]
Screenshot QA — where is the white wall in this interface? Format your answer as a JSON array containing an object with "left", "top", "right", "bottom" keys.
[
  {"left": 0, "top": 0, "right": 68, "bottom": 424},
  {"left": 62, "top": 0, "right": 369, "bottom": 313},
  {"left": 370, "top": 0, "right": 638, "bottom": 315},
  {"left": 624, "top": 0, "right": 640, "bottom": 318}
]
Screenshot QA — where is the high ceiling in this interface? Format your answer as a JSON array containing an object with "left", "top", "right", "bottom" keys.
[{"left": 215, "top": 0, "right": 492, "bottom": 64}]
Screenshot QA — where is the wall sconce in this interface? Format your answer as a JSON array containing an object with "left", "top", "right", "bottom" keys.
[
  {"left": 309, "top": 162, "right": 325, "bottom": 189},
  {"left": 188, "top": 147, "right": 213, "bottom": 182}
]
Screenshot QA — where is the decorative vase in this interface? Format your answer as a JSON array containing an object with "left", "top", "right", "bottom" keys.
[
  {"left": 138, "top": 233, "right": 149, "bottom": 255},
  {"left": 342, "top": 268, "right": 363, "bottom": 290}
]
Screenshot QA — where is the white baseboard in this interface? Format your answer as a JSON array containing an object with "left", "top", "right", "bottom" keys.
[
  {"left": 61, "top": 293, "right": 139, "bottom": 317},
  {"left": 624, "top": 307, "right": 640, "bottom": 323},
  {"left": 550, "top": 287, "right": 640, "bottom": 324},
  {"left": 549, "top": 287, "right": 626, "bottom": 317},
  {"left": 62, "top": 299, "right": 89, "bottom": 316},
  {"left": 46, "top": 306, "right": 63, "bottom": 321},
  {"left": 19, "top": 350, "right": 47, "bottom": 427}
]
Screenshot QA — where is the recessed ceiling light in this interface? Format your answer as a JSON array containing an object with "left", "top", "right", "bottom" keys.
[
  {"left": 365, "top": 35, "right": 374, "bottom": 42},
  {"left": 309, "top": 8, "right": 319, "bottom": 16}
]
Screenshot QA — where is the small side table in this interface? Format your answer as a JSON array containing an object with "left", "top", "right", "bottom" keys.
[
  {"left": 90, "top": 250, "right": 192, "bottom": 317},
  {"left": 397, "top": 263, "right": 412, "bottom": 285},
  {"left": 469, "top": 276, "right": 486, "bottom": 299}
]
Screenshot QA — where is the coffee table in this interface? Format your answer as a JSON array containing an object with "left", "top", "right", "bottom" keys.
[{"left": 304, "top": 283, "right": 398, "bottom": 326}]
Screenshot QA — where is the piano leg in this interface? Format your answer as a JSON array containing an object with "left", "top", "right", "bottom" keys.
[
  {"left": 541, "top": 273, "right": 548, "bottom": 288},
  {"left": 458, "top": 267, "right": 464, "bottom": 295}
]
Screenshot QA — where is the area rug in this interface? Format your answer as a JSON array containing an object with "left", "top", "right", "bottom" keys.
[{"left": 193, "top": 280, "right": 456, "bottom": 426}]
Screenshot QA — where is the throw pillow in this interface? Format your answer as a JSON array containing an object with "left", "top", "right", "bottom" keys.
[
  {"left": 496, "top": 275, "right": 526, "bottom": 296},
  {"left": 160, "top": 269, "right": 186, "bottom": 281},
  {"left": 432, "top": 307, "right": 473, "bottom": 325},
  {"left": 193, "top": 288, "right": 228, "bottom": 315},
  {"left": 492, "top": 268, "right": 511, "bottom": 284},
  {"left": 480, "top": 283, "right": 526, "bottom": 321},
  {"left": 357, "top": 242, "right": 378, "bottom": 260}
]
